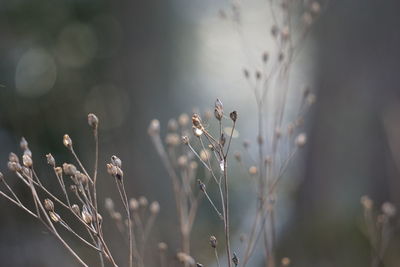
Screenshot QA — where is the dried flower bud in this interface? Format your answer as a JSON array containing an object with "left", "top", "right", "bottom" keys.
[
  {"left": 55, "top": 167, "right": 63, "bottom": 176},
  {"left": 71, "top": 204, "right": 80, "bottom": 215},
  {"left": 111, "top": 155, "right": 122, "bottom": 168},
  {"left": 46, "top": 154, "right": 55, "bottom": 167},
  {"left": 106, "top": 163, "right": 118, "bottom": 177},
  {"left": 177, "top": 156, "right": 188, "bottom": 168},
  {"left": 230, "top": 111, "right": 238, "bottom": 122},
  {"left": 281, "top": 257, "right": 291, "bottom": 266},
  {"left": 63, "top": 163, "right": 77, "bottom": 176},
  {"left": 148, "top": 119, "right": 160, "bottom": 136},
  {"left": 87, "top": 113, "right": 99, "bottom": 129},
  {"left": 193, "top": 127, "right": 203, "bottom": 137},
  {"left": 182, "top": 136, "right": 189, "bottom": 145},
  {"left": 214, "top": 99, "right": 224, "bottom": 121},
  {"left": 382, "top": 202, "right": 396, "bottom": 217},
  {"left": 139, "top": 196, "right": 148, "bottom": 208},
  {"left": 165, "top": 133, "right": 180, "bottom": 146},
  {"left": 97, "top": 213, "right": 103, "bottom": 224},
  {"left": 105, "top": 198, "right": 114, "bottom": 211},
  {"left": 44, "top": 199, "right": 54, "bottom": 211},
  {"left": 70, "top": 185, "right": 78, "bottom": 194},
  {"left": 150, "top": 201, "right": 160, "bottom": 214},
  {"left": 112, "top": 212, "right": 122, "bottom": 221},
  {"left": 200, "top": 149, "right": 210, "bottom": 161},
  {"left": 176, "top": 252, "right": 195, "bottom": 265},
  {"left": 20, "top": 137, "right": 29, "bottom": 151},
  {"left": 158, "top": 242, "right": 168, "bottom": 251},
  {"left": 209, "top": 235, "right": 217, "bottom": 248},
  {"left": 249, "top": 166, "right": 258, "bottom": 175},
  {"left": 360, "top": 195, "right": 373, "bottom": 210},
  {"left": 49, "top": 211, "right": 61, "bottom": 223},
  {"left": 198, "top": 180, "right": 206, "bottom": 192},
  {"left": 63, "top": 134, "right": 72, "bottom": 149},
  {"left": 82, "top": 211, "right": 93, "bottom": 224},
  {"left": 295, "top": 133, "right": 307, "bottom": 147},
  {"left": 9, "top": 152, "right": 19, "bottom": 163},
  {"left": 7, "top": 162, "right": 20, "bottom": 172},
  {"left": 192, "top": 113, "right": 202, "bottom": 128},
  {"left": 76, "top": 172, "right": 89, "bottom": 185},
  {"left": 22, "top": 154, "right": 33, "bottom": 168},
  {"left": 129, "top": 198, "right": 139, "bottom": 211},
  {"left": 232, "top": 252, "right": 239, "bottom": 266},
  {"left": 167, "top": 119, "right": 178, "bottom": 131},
  {"left": 24, "top": 149, "right": 32, "bottom": 157},
  {"left": 178, "top": 113, "right": 190, "bottom": 126}
]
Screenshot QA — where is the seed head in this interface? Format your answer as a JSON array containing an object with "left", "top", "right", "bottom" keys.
[
  {"left": 72, "top": 204, "right": 80, "bottom": 216},
  {"left": 63, "top": 163, "right": 77, "bottom": 176},
  {"left": 209, "top": 235, "right": 217, "bottom": 248},
  {"left": 55, "top": 167, "right": 63, "bottom": 176},
  {"left": 232, "top": 252, "right": 239, "bottom": 266},
  {"left": 106, "top": 163, "right": 118, "bottom": 176},
  {"left": 82, "top": 210, "right": 93, "bottom": 224},
  {"left": 24, "top": 149, "right": 32, "bottom": 157},
  {"left": 295, "top": 133, "right": 307, "bottom": 147},
  {"left": 22, "top": 154, "right": 33, "bottom": 168},
  {"left": 192, "top": 113, "right": 202, "bottom": 129},
  {"left": 63, "top": 134, "right": 73, "bottom": 149},
  {"left": 49, "top": 211, "right": 61, "bottom": 223},
  {"left": 167, "top": 119, "right": 179, "bottom": 131},
  {"left": 178, "top": 113, "right": 190, "bottom": 126},
  {"left": 139, "top": 196, "right": 148, "bottom": 208},
  {"left": 198, "top": 180, "right": 206, "bottom": 192},
  {"left": 182, "top": 136, "right": 189, "bottom": 145},
  {"left": 111, "top": 155, "right": 122, "bottom": 168},
  {"left": 281, "top": 257, "right": 291, "bottom": 266},
  {"left": 129, "top": 198, "right": 139, "bottom": 211},
  {"left": 150, "top": 201, "right": 160, "bottom": 214},
  {"left": 9, "top": 152, "right": 19, "bottom": 163},
  {"left": 148, "top": 119, "right": 160, "bottom": 136},
  {"left": 249, "top": 166, "right": 258, "bottom": 175},
  {"left": 158, "top": 242, "right": 168, "bottom": 251},
  {"left": 230, "top": 111, "right": 238, "bottom": 122},
  {"left": 200, "top": 149, "right": 210, "bottom": 161},
  {"left": 214, "top": 99, "right": 224, "bottom": 121},
  {"left": 20, "top": 137, "right": 29, "bottom": 151},
  {"left": 44, "top": 199, "right": 54, "bottom": 211},
  {"left": 46, "top": 154, "right": 55, "bottom": 167},
  {"left": 193, "top": 127, "right": 203, "bottom": 137},
  {"left": 382, "top": 202, "right": 396, "bottom": 217},
  {"left": 360, "top": 195, "right": 373, "bottom": 210},
  {"left": 7, "top": 161, "right": 21, "bottom": 172},
  {"left": 87, "top": 113, "right": 99, "bottom": 129},
  {"left": 165, "top": 133, "right": 180, "bottom": 146}
]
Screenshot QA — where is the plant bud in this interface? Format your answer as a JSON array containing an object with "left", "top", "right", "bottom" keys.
[
  {"left": 249, "top": 166, "right": 258, "bottom": 175},
  {"left": 230, "top": 111, "right": 237, "bottom": 122},
  {"left": 111, "top": 155, "right": 122, "bottom": 168},
  {"left": 158, "top": 242, "right": 168, "bottom": 251},
  {"left": 7, "top": 162, "right": 21, "bottom": 172},
  {"left": 46, "top": 154, "right": 55, "bottom": 167},
  {"left": 148, "top": 119, "right": 160, "bottom": 136},
  {"left": 9, "top": 152, "right": 19, "bottom": 163},
  {"left": 63, "top": 134, "right": 73, "bottom": 149},
  {"left": 167, "top": 119, "right": 178, "bottom": 131},
  {"left": 49, "top": 211, "right": 60, "bottom": 223},
  {"left": 295, "top": 133, "right": 307, "bottom": 147},
  {"left": 129, "top": 198, "right": 139, "bottom": 211},
  {"left": 232, "top": 252, "right": 239, "bottom": 266},
  {"left": 82, "top": 210, "right": 93, "bottom": 224},
  {"left": 87, "top": 113, "right": 99, "bottom": 129},
  {"left": 209, "top": 235, "right": 217, "bottom": 248},
  {"left": 22, "top": 154, "right": 33, "bottom": 168},
  {"left": 105, "top": 198, "right": 115, "bottom": 211},
  {"left": 72, "top": 204, "right": 80, "bottom": 216},
  {"left": 214, "top": 99, "right": 224, "bottom": 121},
  {"left": 106, "top": 163, "right": 118, "bottom": 176},
  {"left": 382, "top": 202, "right": 396, "bottom": 217},
  {"left": 178, "top": 113, "right": 190, "bottom": 126},
  {"left": 24, "top": 149, "right": 32, "bottom": 157},
  {"left": 182, "top": 136, "right": 189, "bottom": 145},
  {"left": 165, "top": 134, "right": 180, "bottom": 146},
  {"left": 55, "top": 167, "right": 63, "bottom": 176},
  {"left": 193, "top": 127, "right": 203, "bottom": 137},
  {"left": 44, "top": 199, "right": 54, "bottom": 211},
  {"left": 63, "top": 163, "right": 77, "bottom": 176},
  {"left": 150, "top": 201, "right": 160, "bottom": 214},
  {"left": 281, "top": 257, "right": 291, "bottom": 266},
  {"left": 139, "top": 196, "right": 148, "bottom": 208},
  {"left": 192, "top": 114, "right": 202, "bottom": 128},
  {"left": 20, "top": 137, "right": 29, "bottom": 151}
]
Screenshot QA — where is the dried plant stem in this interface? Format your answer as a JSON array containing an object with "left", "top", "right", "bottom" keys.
[
  {"left": 214, "top": 248, "right": 221, "bottom": 267},
  {"left": 223, "top": 158, "right": 232, "bottom": 267}
]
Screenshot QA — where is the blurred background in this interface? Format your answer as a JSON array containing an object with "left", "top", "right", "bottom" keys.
[{"left": 1, "top": 0, "right": 400, "bottom": 266}]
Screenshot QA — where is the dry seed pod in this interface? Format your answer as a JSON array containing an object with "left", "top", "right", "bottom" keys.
[
  {"left": 192, "top": 114, "right": 202, "bottom": 128},
  {"left": 9, "top": 152, "right": 19, "bottom": 163},
  {"left": 82, "top": 211, "right": 93, "bottom": 224},
  {"left": 44, "top": 199, "right": 54, "bottom": 211},
  {"left": 24, "top": 149, "right": 32, "bottom": 157},
  {"left": 150, "top": 201, "right": 160, "bottom": 214},
  {"left": 71, "top": 204, "right": 80, "bottom": 216},
  {"left": 106, "top": 163, "right": 118, "bottom": 177},
  {"left": 20, "top": 137, "right": 29, "bottom": 151},
  {"left": 46, "top": 154, "right": 55, "bottom": 167},
  {"left": 63, "top": 134, "right": 72, "bottom": 149},
  {"left": 22, "top": 154, "right": 33, "bottom": 168},
  {"left": 63, "top": 163, "right": 77, "bottom": 176},
  {"left": 87, "top": 113, "right": 99, "bottom": 129},
  {"left": 193, "top": 126, "right": 203, "bottom": 137},
  {"left": 214, "top": 99, "right": 224, "bottom": 121},
  {"left": 230, "top": 111, "right": 238, "bottom": 122},
  {"left": 281, "top": 257, "right": 291, "bottom": 266},
  {"left": 295, "top": 133, "right": 307, "bottom": 147},
  {"left": 7, "top": 162, "right": 21, "bottom": 172},
  {"left": 49, "top": 211, "right": 61, "bottom": 223},
  {"left": 209, "top": 235, "right": 217, "bottom": 248},
  {"left": 139, "top": 196, "right": 148, "bottom": 208},
  {"left": 178, "top": 113, "right": 190, "bottom": 126},
  {"left": 182, "top": 136, "right": 189, "bottom": 145},
  {"left": 382, "top": 202, "right": 396, "bottom": 217},
  {"left": 158, "top": 242, "right": 168, "bottom": 251},
  {"left": 111, "top": 155, "right": 122, "bottom": 168},
  {"left": 55, "top": 167, "right": 62, "bottom": 176},
  {"left": 148, "top": 119, "right": 160, "bottom": 136},
  {"left": 105, "top": 198, "right": 115, "bottom": 211},
  {"left": 249, "top": 166, "right": 258, "bottom": 175}
]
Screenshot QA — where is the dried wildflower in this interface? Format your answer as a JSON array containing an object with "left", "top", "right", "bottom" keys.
[
  {"left": 112, "top": 212, "right": 122, "bottom": 221},
  {"left": 87, "top": 113, "right": 99, "bottom": 129},
  {"left": 106, "top": 163, "right": 118, "bottom": 177},
  {"left": 63, "top": 134, "right": 73, "bottom": 149},
  {"left": 182, "top": 135, "right": 189, "bottom": 145},
  {"left": 360, "top": 195, "right": 373, "bottom": 210},
  {"left": 139, "top": 196, "right": 148, "bottom": 208},
  {"left": 22, "top": 154, "right": 32, "bottom": 168},
  {"left": 150, "top": 201, "right": 160, "bottom": 214},
  {"left": 20, "top": 137, "right": 29, "bottom": 151},
  {"left": 192, "top": 113, "right": 202, "bottom": 129},
  {"left": 9, "top": 152, "right": 19, "bottom": 163},
  {"left": 111, "top": 155, "right": 122, "bottom": 168},
  {"left": 382, "top": 202, "right": 396, "bottom": 217},
  {"left": 129, "top": 198, "right": 139, "bottom": 211},
  {"left": 176, "top": 252, "right": 195, "bottom": 265},
  {"left": 178, "top": 113, "right": 190, "bottom": 126},
  {"left": 71, "top": 204, "right": 80, "bottom": 216},
  {"left": 193, "top": 127, "right": 203, "bottom": 137},
  {"left": 281, "top": 257, "right": 291, "bottom": 266},
  {"left": 63, "top": 163, "right": 77, "bottom": 176},
  {"left": 49, "top": 211, "right": 61, "bottom": 223},
  {"left": 44, "top": 199, "right": 54, "bottom": 211},
  {"left": 158, "top": 242, "right": 168, "bottom": 251},
  {"left": 76, "top": 172, "right": 89, "bottom": 185},
  {"left": 7, "top": 161, "right": 21, "bottom": 172},
  {"left": 200, "top": 149, "right": 210, "bottom": 161},
  {"left": 55, "top": 167, "right": 62, "bottom": 176},
  {"left": 70, "top": 185, "right": 78, "bottom": 194},
  {"left": 214, "top": 99, "right": 224, "bottom": 121},
  {"left": 148, "top": 119, "right": 160, "bottom": 136},
  {"left": 249, "top": 166, "right": 258, "bottom": 175},
  {"left": 295, "top": 133, "right": 307, "bottom": 147},
  {"left": 21, "top": 166, "right": 30, "bottom": 177},
  {"left": 82, "top": 211, "right": 93, "bottom": 224},
  {"left": 165, "top": 133, "right": 180, "bottom": 146},
  {"left": 209, "top": 235, "right": 217, "bottom": 248},
  {"left": 232, "top": 252, "right": 239, "bottom": 266},
  {"left": 230, "top": 111, "right": 238, "bottom": 122},
  {"left": 24, "top": 149, "right": 32, "bottom": 157},
  {"left": 46, "top": 153, "right": 55, "bottom": 167}
]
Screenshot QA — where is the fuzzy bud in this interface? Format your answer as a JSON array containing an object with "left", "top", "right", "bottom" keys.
[
  {"left": 63, "top": 163, "right": 77, "bottom": 176},
  {"left": 20, "top": 137, "right": 29, "bottom": 151},
  {"left": 46, "top": 153, "right": 55, "bottom": 167},
  {"left": 44, "top": 199, "right": 54, "bottom": 211},
  {"left": 281, "top": 257, "right": 291, "bottom": 266},
  {"left": 82, "top": 211, "right": 93, "bottom": 224},
  {"left": 111, "top": 155, "right": 122, "bottom": 168},
  {"left": 150, "top": 201, "right": 160, "bottom": 214},
  {"left": 148, "top": 119, "right": 160, "bottom": 136},
  {"left": 63, "top": 134, "right": 73, "bottom": 149},
  {"left": 178, "top": 113, "right": 190, "bottom": 127},
  {"left": 129, "top": 198, "right": 139, "bottom": 211},
  {"left": 158, "top": 242, "right": 168, "bottom": 251},
  {"left": 295, "top": 133, "right": 307, "bottom": 147},
  {"left": 192, "top": 114, "right": 202, "bottom": 129},
  {"left": 209, "top": 235, "right": 217, "bottom": 248},
  {"left": 230, "top": 111, "right": 237, "bottom": 122},
  {"left": 214, "top": 99, "right": 224, "bottom": 121},
  {"left": 9, "top": 152, "right": 19, "bottom": 163},
  {"left": 55, "top": 167, "right": 63, "bottom": 176},
  {"left": 87, "top": 113, "right": 99, "bottom": 129},
  {"left": 139, "top": 196, "right": 148, "bottom": 208},
  {"left": 382, "top": 202, "right": 396, "bottom": 217},
  {"left": 22, "top": 154, "right": 33, "bottom": 168},
  {"left": 182, "top": 136, "right": 189, "bottom": 145},
  {"left": 49, "top": 211, "right": 61, "bottom": 223},
  {"left": 71, "top": 204, "right": 80, "bottom": 216}
]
